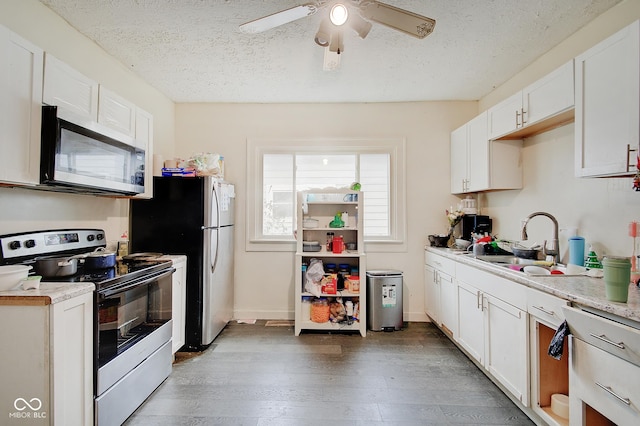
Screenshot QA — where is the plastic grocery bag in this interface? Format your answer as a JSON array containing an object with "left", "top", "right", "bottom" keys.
[
  {"left": 547, "top": 320, "right": 570, "bottom": 360},
  {"left": 304, "top": 258, "right": 324, "bottom": 297}
]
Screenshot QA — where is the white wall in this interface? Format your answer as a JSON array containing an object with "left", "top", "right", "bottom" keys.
[
  {"left": 0, "top": 0, "right": 175, "bottom": 248},
  {"left": 175, "top": 102, "right": 477, "bottom": 320},
  {"left": 478, "top": 0, "right": 640, "bottom": 260}
]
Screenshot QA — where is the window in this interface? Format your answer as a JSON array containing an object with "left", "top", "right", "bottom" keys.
[{"left": 247, "top": 138, "right": 406, "bottom": 252}]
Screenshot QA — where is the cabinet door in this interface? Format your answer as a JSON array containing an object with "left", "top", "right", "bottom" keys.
[
  {"left": 0, "top": 26, "right": 43, "bottom": 185},
  {"left": 43, "top": 53, "right": 99, "bottom": 122},
  {"left": 51, "top": 292, "right": 94, "bottom": 426},
  {"left": 456, "top": 279, "right": 484, "bottom": 364},
  {"left": 450, "top": 124, "right": 468, "bottom": 194},
  {"left": 484, "top": 294, "right": 529, "bottom": 405},
  {"left": 424, "top": 264, "right": 439, "bottom": 323},
  {"left": 98, "top": 86, "right": 136, "bottom": 137},
  {"left": 575, "top": 20, "right": 640, "bottom": 177},
  {"left": 171, "top": 259, "right": 186, "bottom": 353},
  {"left": 523, "top": 60, "right": 574, "bottom": 126},
  {"left": 466, "top": 111, "right": 490, "bottom": 192},
  {"left": 134, "top": 107, "right": 154, "bottom": 199},
  {"left": 438, "top": 271, "right": 457, "bottom": 339},
  {"left": 487, "top": 91, "right": 522, "bottom": 140}
]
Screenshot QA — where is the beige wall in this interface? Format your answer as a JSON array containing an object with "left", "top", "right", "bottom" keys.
[
  {"left": 176, "top": 102, "right": 477, "bottom": 320},
  {"left": 0, "top": 0, "right": 175, "bottom": 248},
  {"left": 478, "top": 0, "right": 640, "bottom": 261}
]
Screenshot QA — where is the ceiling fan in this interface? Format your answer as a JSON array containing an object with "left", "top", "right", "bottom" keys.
[{"left": 239, "top": 1, "right": 436, "bottom": 61}]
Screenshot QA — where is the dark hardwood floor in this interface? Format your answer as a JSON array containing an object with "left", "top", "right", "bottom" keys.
[{"left": 125, "top": 321, "right": 534, "bottom": 425}]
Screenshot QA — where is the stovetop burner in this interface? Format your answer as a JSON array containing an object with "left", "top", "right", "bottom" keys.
[
  {"left": 38, "top": 257, "right": 171, "bottom": 287},
  {"left": 0, "top": 228, "right": 172, "bottom": 291}
]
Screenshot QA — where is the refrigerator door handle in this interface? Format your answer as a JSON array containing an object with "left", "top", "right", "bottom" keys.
[
  {"left": 201, "top": 226, "right": 218, "bottom": 230},
  {"left": 210, "top": 228, "right": 220, "bottom": 273},
  {"left": 209, "top": 181, "right": 222, "bottom": 273}
]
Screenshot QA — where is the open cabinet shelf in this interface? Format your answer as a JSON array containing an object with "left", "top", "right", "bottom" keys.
[{"left": 294, "top": 189, "right": 366, "bottom": 337}]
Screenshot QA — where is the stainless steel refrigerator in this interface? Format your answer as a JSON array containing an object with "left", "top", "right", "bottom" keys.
[{"left": 130, "top": 176, "right": 234, "bottom": 351}]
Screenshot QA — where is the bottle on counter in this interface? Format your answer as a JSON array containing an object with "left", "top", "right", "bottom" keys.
[{"left": 568, "top": 236, "right": 585, "bottom": 266}]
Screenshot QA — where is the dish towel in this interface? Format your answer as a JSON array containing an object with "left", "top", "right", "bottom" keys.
[{"left": 548, "top": 320, "right": 570, "bottom": 360}]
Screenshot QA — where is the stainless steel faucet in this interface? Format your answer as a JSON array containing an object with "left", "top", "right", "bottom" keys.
[{"left": 521, "top": 211, "right": 560, "bottom": 264}]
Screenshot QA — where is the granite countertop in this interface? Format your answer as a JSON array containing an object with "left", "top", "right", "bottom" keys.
[
  {"left": 425, "top": 246, "right": 640, "bottom": 324},
  {"left": 0, "top": 282, "right": 95, "bottom": 306}
]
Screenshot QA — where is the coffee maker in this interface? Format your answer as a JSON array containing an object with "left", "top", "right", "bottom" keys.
[{"left": 459, "top": 215, "right": 492, "bottom": 241}]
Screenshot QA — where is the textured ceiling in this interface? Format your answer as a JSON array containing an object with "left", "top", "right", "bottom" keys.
[{"left": 39, "top": 0, "right": 621, "bottom": 103}]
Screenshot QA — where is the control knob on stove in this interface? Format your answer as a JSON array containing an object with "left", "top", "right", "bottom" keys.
[
  {"left": 24, "top": 239, "right": 36, "bottom": 248},
  {"left": 96, "top": 233, "right": 104, "bottom": 241},
  {"left": 87, "top": 234, "right": 95, "bottom": 241},
  {"left": 8, "top": 240, "right": 21, "bottom": 250}
]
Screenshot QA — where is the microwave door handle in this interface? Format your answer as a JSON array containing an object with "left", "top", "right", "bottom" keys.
[{"left": 99, "top": 269, "right": 175, "bottom": 298}]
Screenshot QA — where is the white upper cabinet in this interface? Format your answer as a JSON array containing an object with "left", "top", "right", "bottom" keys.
[
  {"left": 575, "top": 20, "right": 640, "bottom": 177},
  {"left": 0, "top": 25, "right": 44, "bottom": 185},
  {"left": 488, "top": 60, "right": 575, "bottom": 140},
  {"left": 487, "top": 92, "right": 523, "bottom": 140},
  {"left": 135, "top": 107, "right": 153, "bottom": 151},
  {"left": 98, "top": 86, "right": 136, "bottom": 137},
  {"left": 43, "top": 53, "right": 99, "bottom": 123},
  {"left": 451, "top": 111, "right": 522, "bottom": 194},
  {"left": 451, "top": 112, "right": 490, "bottom": 193},
  {"left": 134, "top": 107, "right": 154, "bottom": 199}
]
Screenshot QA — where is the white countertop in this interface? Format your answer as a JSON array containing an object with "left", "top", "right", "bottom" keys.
[
  {"left": 0, "top": 282, "right": 95, "bottom": 306},
  {"left": 426, "top": 246, "right": 640, "bottom": 324}
]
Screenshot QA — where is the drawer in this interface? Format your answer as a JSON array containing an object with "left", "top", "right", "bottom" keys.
[
  {"left": 563, "top": 305, "right": 640, "bottom": 367},
  {"left": 527, "top": 288, "right": 569, "bottom": 327},
  {"left": 569, "top": 337, "right": 640, "bottom": 425},
  {"left": 424, "top": 251, "right": 455, "bottom": 277}
]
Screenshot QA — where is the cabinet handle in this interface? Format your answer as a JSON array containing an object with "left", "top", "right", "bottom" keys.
[
  {"left": 521, "top": 108, "right": 527, "bottom": 125},
  {"left": 595, "top": 382, "right": 631, "bottom": 406},
  {"left": 589, "top": 333, "right": 625, "bottom": 349},
  {"left": 626, "top": 144, "right": 637, "bottom": 172},
  {"left": 532, "top": 305, "right": 555, "bottom": 316},
  {"left": 515, "top": 110, "right": 521, "bottom": 127},
  {"left": 477, "top": 291, "right": 482, "bottom": 310}
]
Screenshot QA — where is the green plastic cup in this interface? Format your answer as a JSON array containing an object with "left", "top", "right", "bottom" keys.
[{"left": 602, "top": 257, "right": 631, "bottom": 303}]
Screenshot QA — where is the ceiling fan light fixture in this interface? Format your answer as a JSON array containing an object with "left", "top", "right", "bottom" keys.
[
  {"left": 350, "top": 13, "right": 372, "bottom": 39},
  {"left": 330, "top": 3, "right": 349, "bottom": 26},
  {"left": 314, "top": 19, "right": 331, "bottom": 46}
]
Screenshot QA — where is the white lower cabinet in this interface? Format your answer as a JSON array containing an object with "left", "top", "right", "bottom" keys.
[
  {"left": 484, "top": 292, "right": 529, "bottom": 404},
  {"left": 528, "top": 289, "right": 570, "bottom": 426},
  {"left": 0, "top": 290, "right": 94, "bottom": 425},
  {"left": 452, "top": 261, "right": 530, "bottom": 406},
  {"left": 169, "top": 255, "right": 187, "bottom": 354},
  {"left": 569, "top": 337, "right": 640, "bottom": 425},
  {"left": 456, "top": 275, "right": 529, "bottom": 405},
  {"left": 456, "top": 278, "right": 485, "bottom": 363},
  {"left": 424, "top": 251, "right": 457, "bottom": 337}
]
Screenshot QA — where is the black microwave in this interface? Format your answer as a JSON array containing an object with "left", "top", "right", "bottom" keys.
[{"left": 40, "top": 106, "right": 145, "bottom": 196}]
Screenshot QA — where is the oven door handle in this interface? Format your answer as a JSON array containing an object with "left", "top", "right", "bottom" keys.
[{"left": 99, "top": 268, "right": 175, "bottom": 298}]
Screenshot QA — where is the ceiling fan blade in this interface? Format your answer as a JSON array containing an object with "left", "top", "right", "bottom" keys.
[
  {"left": 239, "top": 4, "right": 319, "bottom": 34},
  {"left": 359, "top": 1, "right": 435, "bottom": 39}
]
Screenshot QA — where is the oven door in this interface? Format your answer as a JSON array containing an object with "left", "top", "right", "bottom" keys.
[{"left": 95, "top": 267, "right": 173, "bottom": 392}]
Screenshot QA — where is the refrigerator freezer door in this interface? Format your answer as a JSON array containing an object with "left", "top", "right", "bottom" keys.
[
  {"left": 201, "top": 224, "right": 234, "bottom": 345},
  {"left": 205, "top": 178, "right": 235, "bottom": 228}
]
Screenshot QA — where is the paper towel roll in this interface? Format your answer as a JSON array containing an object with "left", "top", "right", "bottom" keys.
[{"left": 153, "top": 154, "right": 164, "bottom": 176}]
